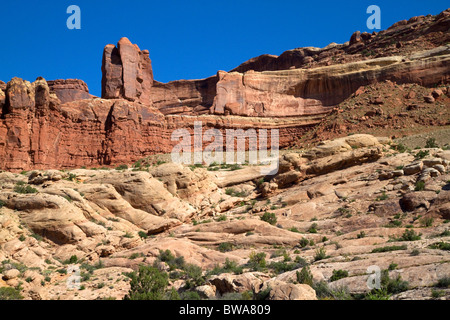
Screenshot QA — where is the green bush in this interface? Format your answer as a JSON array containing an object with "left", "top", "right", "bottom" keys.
[
  {"left": 268, "top": 261, "right": 298, "bottom": 275},
  {"left": 365, "top": 288, "right": 391, "bottom": 300},
  {"left": 183, "top": 264, "right": 205, "bottom": 289},
  {"left": 371, "top": 245, "right": 407, "bottom": 253},
  {"left": 393, "top": 143, "right": 407, "bottom": 153},
  {"left": 375, "top": 192, "right": 388, "bottom": 201},
  {"left": 308, "top": 223, "right": 318, "bottom": 233},
  {"left": 248, "top": 252, "right": 266, "bottom": 271},
  {"left": 14, "top": 184, "right": 38, "bottom": 194},
  {"left": 0, "top": 287, "right": 23, "bottom": 300},
  {"left": 124, "top": 265, "right": 169, "bottom": 300},
  {"left": 435, "top": 277, "right": 450, "bottom": 288},
  {"left": 299, "top": 238, "right": 309, "bottom": 248},
  {"left": 63, "top": 255, "right": 78, "bottom": 265},
  {"left": 158, "top": 250, "right": 185, "bottom": 270},
  {"left": 429, "top": 242, "right": 450, "bottom": 251},
  {"left": 425, "top": 138, "right": 438, "bottom": 149},
  {"left": 381, "top": 270, "right": 409, "bottom": 294},
  {"left": 138, "top": 231, "right": 148, "bottom": 239},
  {"left": 260, "top": 212, "right": 277, "bottom": 225},
  {"left": 296, "top": 266, "right": 313, "bottom": 286},
  {"left": 398, "top": 229, "right": 421, "bottom": 241},
  {"left": 415, "top": 181, "right": 425, "bottom": 191},
  {"left": 0, "top": 200, "right": 5, "bottom": 209},
  {"left": 218, "top": 242, "right": 234, "bottom": 253},
  {"left": 357, "top": 231, "right": 366, "bottom": 239},
  {"left": 420, "top": 217, "right": 434, "bottom": 227},
  {"left": 388, "top": 263, "right": 398, "bottom": 271},
  {"left": 415, "top": 150, "right": 429, "bottom": 160},
  {"left": 115, "top": 164, "right": 129, "bottom": 170},
  {"left": 165, "top": 287, "right": 181, "bottom": 300},
  {"left": 314, "top": 247, "right": 328, "bottom": 261},
  {"left": 330, "top": 269, "right": 349, "bottom": 282}
]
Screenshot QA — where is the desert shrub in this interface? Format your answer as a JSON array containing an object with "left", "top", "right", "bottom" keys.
[
  {"left": 299, "top": 238, "right": 309, "bottom": 248},
  {"left": 183, "top": 264, "right": 205, "bottom": 289},
  {"left": 248, "top": 252, "right": 266, "bottom": 271},
  {"left": 357, "top": 231, "right": 366, "bottom": 239},
  {"left": 381, "top": 270, "right": 409, "bottom": 294},
  {"left": 388, "top": 263, "right": 398, "bottom": 271},
  {"left": 165, "top": 287, "right": 181, "bottom": 300},
  {"left": 429, "top": 242, "right": 450, "bottom": 251},
  {"left": 255, "top": 286, "right": 271, "bottom": 300},
  {"left": 289, "top": 227, "right": 300, "bottom": 233},
  {"left": 63, "top": 255, "right": 78, "bottom": 265},
  {"left": 296, "top": 266, "right": 313, "bottom": 286},
  {"left": 365, "top": 288, "right": 390, "bottom": 300},
  {"left": 218, "top": 242, "right": 234, "bottom": 252},
  {"left": 398, "top": 229, "right": 421, "bottom": 241},
  {"left": 14, "top": 183, "right": 37, "bottom": 194},
  {"left": 216, "top": 215, "right": 227, "bottom": 222},
  {"left": 415, "top": 150, "right": 429, "bottom": 160},
  {"left": 260, "top": 212, "right": 277, "bottom": 225},
  {"left": 435, "top": 277, "right": 450, "bottom": 288},
  {"left": 425, "top": 138, "right": 438, "bottom": 148},
  {"left": 208, "top": 259, "right": 243, "bottom": 276},
  {"left": 420, "top": 217, "right": 434, "bottom": 227},
  {"left": 267, "top": 261, "right": 298, "bottom": 275},
  {"left": 0, "top": 287, "right": 23, "bottom": 300},
  {"left": 115, "top": 164, "right": 128, "bottom": 170},
  {"left": 375, "top": 192, "right": 388, "bottom": 201},
  {"left": 415, "top": 181, "right": 425, "bottom": 191},
  {"left": 371, "top": 245, "right": 407, "bottom": 253},
  {"left": 138, "top": 231, "right": 148, "bottom": 239},
  {"left": 393, "top": 143, "right": 407, "bottom": 153},
  {"left": 314, "top": 247, "right": 328, "bottom": 261},
  {"left": 158, "top": 250, "right": 185, "bottom": 270},
  {"left": 330, "top": 269, "right": 349, "bottom": 282},
  {"left": 124, "top": 265, "right": 168, "bottom": 300},
  {"left": 308, "top": 223, "right": 318, "bottom": 233}
]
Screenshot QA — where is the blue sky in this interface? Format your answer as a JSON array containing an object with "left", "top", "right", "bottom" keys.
[{"left": 0, "top": 1, "right": 448, "bottom": 97}]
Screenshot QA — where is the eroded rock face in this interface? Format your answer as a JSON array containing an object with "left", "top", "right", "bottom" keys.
[
  {"left": 102, "top": 37, "right": 154, "bottom": 104},
  {"left": 47, "top": 79, "right": 92, "bottom": 104}
]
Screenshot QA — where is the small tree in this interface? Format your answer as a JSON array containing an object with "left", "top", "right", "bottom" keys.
[{"left": 124, "top": 265, "right": 168, "bottom": 300}]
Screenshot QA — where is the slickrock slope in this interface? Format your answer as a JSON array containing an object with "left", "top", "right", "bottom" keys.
[
  {"left": 0, "top": 134, "right": 449, "bottom": 300},
  {"left": 0, "top": 10, "right": 449, "bottom": 171}
]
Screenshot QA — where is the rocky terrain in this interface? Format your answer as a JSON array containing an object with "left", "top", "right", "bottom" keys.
[
  {"left": 0, "top": 133, "right": 449, "bottom": 300},
  {"left": 0, "top": 9, "right": 449, "bottom": 300}
]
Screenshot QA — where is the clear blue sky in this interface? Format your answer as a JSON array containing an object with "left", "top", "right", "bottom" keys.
[{"left": 1, "top": 1, "right": 448, "bottom": 97}]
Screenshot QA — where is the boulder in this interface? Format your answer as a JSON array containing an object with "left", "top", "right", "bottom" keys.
[{"left": 255, "top": 280, "right": 317, "bottom": 300}]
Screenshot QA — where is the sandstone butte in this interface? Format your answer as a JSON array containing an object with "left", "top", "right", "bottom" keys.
[{"left": 0, "top": 9, "right": 449, "bottom": 173}]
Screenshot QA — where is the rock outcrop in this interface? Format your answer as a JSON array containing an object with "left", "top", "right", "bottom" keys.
[
  {"left": 102, "top": 37, "right": 154, "bottom": 104},
  {"left": 47, "top": 79, "right": 92, "bottom": 104}
]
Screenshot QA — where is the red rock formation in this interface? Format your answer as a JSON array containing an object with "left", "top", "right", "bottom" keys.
[
  {"left": 102, "top": 37, "right": 153, "bottom": 104},
  {"left": 47, "top": 79, "right": 92, "bottom": 104}
]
